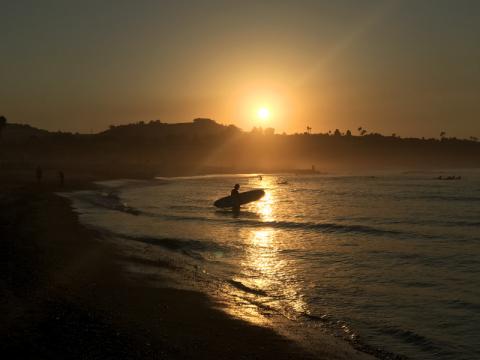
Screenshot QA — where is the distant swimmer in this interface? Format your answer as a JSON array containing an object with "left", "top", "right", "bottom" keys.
[
  {"left": 231, "top": 184, "right": 240, "bottom": 213},
  {"left": 437, "top": 175, "right": 461, "bottom": 181}
]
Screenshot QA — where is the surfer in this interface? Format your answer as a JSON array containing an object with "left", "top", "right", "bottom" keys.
[
  {"left": 231, "top": 184, "right": 241, "bottom": 213},
  {"left": 213, "top": 186, "right": 264, "bottom": 211}
]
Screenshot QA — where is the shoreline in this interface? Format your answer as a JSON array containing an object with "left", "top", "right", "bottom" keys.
[{"left": 1, "top": 175, "right": 387, "bottom": 359}]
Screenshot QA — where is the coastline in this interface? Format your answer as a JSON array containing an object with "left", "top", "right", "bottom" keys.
[{"left": 1, "top": 174, "right": 382, "bottom": 359}]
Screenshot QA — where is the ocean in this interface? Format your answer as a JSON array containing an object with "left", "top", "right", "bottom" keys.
[{"left": 64, "top": 172, "right": 480, "bottom": 359}]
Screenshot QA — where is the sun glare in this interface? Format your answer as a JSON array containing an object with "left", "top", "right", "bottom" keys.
[{"left": 257, "top": 107, "right": 270, "bottom": 121}]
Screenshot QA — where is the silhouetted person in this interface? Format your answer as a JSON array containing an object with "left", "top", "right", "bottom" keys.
[
  {"left": 231, "top": 183, "right": 240, "bottom": 214},
  {"left": 36, "top": 166, "right": 43, "bottom": 183},
  {"left": 58, "top": 171, "right": 65, "bottom": 187}
]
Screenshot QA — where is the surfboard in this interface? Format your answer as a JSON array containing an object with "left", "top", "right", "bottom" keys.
[{"left": 213, "top": 189, "right": 265, "bottom": 208}]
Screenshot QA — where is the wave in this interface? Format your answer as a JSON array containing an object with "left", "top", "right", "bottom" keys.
[
  {"left": 169, "top": 204, "right": 210, "bottom": 211},
  {"left": 381, "top": 326, "right": 441, "bottom": 353},
  {"left": 159, "top": 213, "right": 405, "bottom": 237},
  {"left": 156, "top": 173, "right": 260, "bottom": 181},
  {"left": 68, "top": 190, "right": 141, "bottom": 215},
  {"left": 253, "top": 219, "right": 403, "bottom": 236},
  {"left": 95, "top": 178, "right": 167, "bottom": 189},
  {"left": 227, "top": 279, "right": 268, "bottom": 296},
  {"left": 378, "top": 218, "right": 480, "bottom": 228},
  {"left": 121, "top": 234, "right": 235, "bottom": 260},
  {"left": 445, "top": 299, "right": 480, "bottom": 311},
  {"left": 410, "top": 194, "right": 480, "bottom": 202}
]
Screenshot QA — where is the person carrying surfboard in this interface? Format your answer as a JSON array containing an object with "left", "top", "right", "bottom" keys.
[
  {"left": 231, "top": 184, "right": 241, "bottom": 213},
  {"left": 213, "top": 186, "right": 264, "bottom": 210}
]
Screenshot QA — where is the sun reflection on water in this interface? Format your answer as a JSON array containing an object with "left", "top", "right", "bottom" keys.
[
  {"left": 219, "top": 179, "right": 308, "bottom": 325},
  {"left": 254, "top": 177, "right": 275, "bottom": 221},
  {"left": 214, "top": 176, "right": 307, "bottom": 325}
]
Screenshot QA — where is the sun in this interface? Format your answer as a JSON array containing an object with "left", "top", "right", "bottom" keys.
[{"left": 257, "top": 107, "right": 270, "bottom": 121}]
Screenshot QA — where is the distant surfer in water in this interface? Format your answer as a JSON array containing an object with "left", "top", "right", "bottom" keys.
[{"left": 231, "top": 184, "right": 240, "bottom": 214}]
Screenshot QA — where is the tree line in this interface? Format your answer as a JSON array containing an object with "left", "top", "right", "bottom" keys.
[{"left": 1, "top": 116, "right": 479, "bottom": 176}]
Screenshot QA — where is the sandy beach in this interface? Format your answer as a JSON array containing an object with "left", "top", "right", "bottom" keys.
[{"left": 0, "top": 172, "right": 387, "bottom": 360}]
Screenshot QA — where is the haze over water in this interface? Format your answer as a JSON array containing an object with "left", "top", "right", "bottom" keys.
[{"left": 66, "top": 172, "right": 480, "bottom": 359}]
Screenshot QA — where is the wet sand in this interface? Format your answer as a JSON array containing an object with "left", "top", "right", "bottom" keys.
[{"left": 0, "top": 174, "right": 380, "bottom": 359}]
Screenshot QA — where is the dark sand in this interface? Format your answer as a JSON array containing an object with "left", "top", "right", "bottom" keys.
[{"left": 0, "top": 173, "right": 379, "bottom": 359}]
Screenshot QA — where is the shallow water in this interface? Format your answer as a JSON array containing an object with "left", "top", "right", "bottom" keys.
[{"left": 66, "top": 172, "right": 480, "bottom": 359}]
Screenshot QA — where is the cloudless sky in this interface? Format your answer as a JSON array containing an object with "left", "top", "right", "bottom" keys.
[{"left": 1, "top": 0, "right": 479, "bottom": 137}]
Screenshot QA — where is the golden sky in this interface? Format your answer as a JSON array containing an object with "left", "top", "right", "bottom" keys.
[{"left": 1, "top": 0, "right": 479, "bottom": 138}]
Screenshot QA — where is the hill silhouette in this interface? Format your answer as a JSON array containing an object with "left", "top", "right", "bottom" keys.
[{"left": 1, "top": 116, "right": 479, "bottom": 177}]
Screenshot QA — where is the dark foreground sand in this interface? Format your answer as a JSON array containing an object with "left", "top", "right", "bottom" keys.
[{"left": 0, "top": 176, "right": 381, "bottom": 360}]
